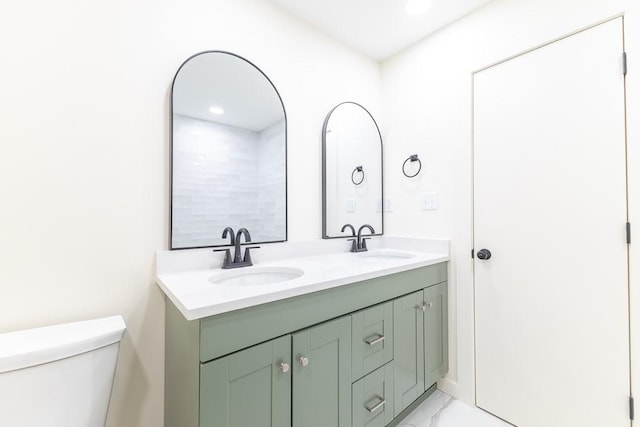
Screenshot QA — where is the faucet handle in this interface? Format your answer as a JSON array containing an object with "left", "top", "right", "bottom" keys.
[
  {"left": 361, "top": 237, "right": 371, "bottom": 251},
  {"left": 213, "top": 248, "right": 233, "bottom": 268},
  {"left": 346, "top": 239, "right": 357, "bottom": 253},
  {"left": 243, "top": 246, "right": 260, "bottom": 264}
]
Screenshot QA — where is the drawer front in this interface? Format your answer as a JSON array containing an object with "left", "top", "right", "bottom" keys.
[
  {"left": 351, "top": 301, "right": 393, "bottom": 381},
  {"left": 352, "top": 362, "right": 394, "bottom": 427}
]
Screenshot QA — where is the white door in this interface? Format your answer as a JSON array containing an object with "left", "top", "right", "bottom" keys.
[{"left": 474, "top": 18, "right": 630, "bottom": 427}]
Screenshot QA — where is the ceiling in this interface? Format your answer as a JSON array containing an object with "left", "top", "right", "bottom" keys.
[
  {"left": 173, "top": 52, "right": 284, "bottom": 131},
  {"left": 268, "top": 0, "right": 494, "bottom": 61}
]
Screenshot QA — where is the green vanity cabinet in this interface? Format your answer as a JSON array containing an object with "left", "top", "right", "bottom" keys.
[
  {"left": 292, "top": 316, "right": 352, "bottom": 427},
  {"left": 200, "top": 335, "right": 292, "bottom": 427},
  {"left": 392, "top": 283, "right": 449, "bottom": 417},
  {"left": 164, "top": 262, "right": 448, "bottom": 427}
]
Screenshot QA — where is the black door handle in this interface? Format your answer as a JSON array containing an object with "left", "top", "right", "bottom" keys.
[{"left": 477, "top": 249, "right": 492, "bottom": 260}]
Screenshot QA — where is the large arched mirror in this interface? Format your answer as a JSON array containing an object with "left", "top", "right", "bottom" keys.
[
  {"left": 171, "top": 51, "right": 287, "bottom": 249},
  {"left": 322, "top": 102, "right": 383, "bottom": 238}
]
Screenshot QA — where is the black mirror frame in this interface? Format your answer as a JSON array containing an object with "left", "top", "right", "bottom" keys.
[
  {"left": 169, "top": 51, "right": 288, "bottom": 250},
  {"left": 321, "top": 101, "right": 384, "bottom": 239}
]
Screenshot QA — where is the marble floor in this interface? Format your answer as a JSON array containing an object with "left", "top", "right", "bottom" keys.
[{"left": 398, "top": 390, "right": 513, "bottom": 427}]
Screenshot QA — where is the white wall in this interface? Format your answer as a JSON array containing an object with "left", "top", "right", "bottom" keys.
[
  {"left": 382, "top": 0, "right": 640, "bottom": 406},
  {"left": 0, "top": 0, "right": 381, "bottom": 426}
]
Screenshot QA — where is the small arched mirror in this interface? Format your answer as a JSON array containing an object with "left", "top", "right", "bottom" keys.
[
  {"left": 322, "top": 102, "right": 383, "bottom": 238},
  {"left": 171, "top": 51, "right": 287, "bottom": 249}
]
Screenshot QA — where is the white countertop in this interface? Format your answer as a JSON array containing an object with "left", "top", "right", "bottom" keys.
[{"left": 155, "top": 237, "right": 449, "bottom": 320}]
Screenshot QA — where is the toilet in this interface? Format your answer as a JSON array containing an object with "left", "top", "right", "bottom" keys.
[{"left": 0, "top": 315, "right": 126, "bottom": 427}]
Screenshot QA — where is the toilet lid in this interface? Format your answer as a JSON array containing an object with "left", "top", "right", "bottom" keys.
[{"left": 0, "top": 315, "right": 125, "bottom": 373}]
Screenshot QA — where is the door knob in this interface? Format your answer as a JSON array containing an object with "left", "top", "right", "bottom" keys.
[{"left": 477, "top": 249, "right": 492, "bottom": 260}]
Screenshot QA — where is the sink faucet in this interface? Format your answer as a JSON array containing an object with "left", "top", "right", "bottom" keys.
[
  {"left": 213, "top": 227, "right": 260, "bottom": 269},
  {"left": 353, "top": 224, "right": 375, "bottom": 252},
  {"left": 341, "top": 224, "right": 357, "bottom": 252}
]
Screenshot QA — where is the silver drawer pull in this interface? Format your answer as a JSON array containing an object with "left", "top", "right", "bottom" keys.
[
  {"left": 299, "top": 356, "right": 309, "bottom": 367},
  {"left": 365, "top": 396, "right": 386, "bottom": 413},
  {"left": 364, "top": 334, "right": 385, "bottom": 346},
  {"left": 279, "top": 362, "right": 290, "bottom": 373}
]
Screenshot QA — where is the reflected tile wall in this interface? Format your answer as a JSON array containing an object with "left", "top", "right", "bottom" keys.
[{"left": 172, "top": 115, "right": 285, "bottom": 248}]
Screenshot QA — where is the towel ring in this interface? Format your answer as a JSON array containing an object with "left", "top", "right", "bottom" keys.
[
  {"left": 402, "top": 154, "right": 421, "bottom": 178},
  {"left": 351, "top": 166, "right": 364, "bottom": 185}
]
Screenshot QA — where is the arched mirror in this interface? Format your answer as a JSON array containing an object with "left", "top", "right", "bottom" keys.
[
  {"left": 322, "top": 102, "right": 383, "bottom": 238},
  {"left": 171, "top": 51, "right": 287, "bottom": 249}
]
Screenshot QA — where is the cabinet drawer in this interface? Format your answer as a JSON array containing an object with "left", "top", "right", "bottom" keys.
[
  {"left": 352, "top": 362, "right": 394, "bottom": 427},
  {"left": 351, "top": 301, "right": 393, "bottom": 381}
]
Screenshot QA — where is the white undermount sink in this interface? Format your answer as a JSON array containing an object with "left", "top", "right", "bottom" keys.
[
  {"left": 356, "top": 250, "right": 416, "bottom": 261},
  {"left": 209, "top": 266, "right": 304, "bottom": 286}
]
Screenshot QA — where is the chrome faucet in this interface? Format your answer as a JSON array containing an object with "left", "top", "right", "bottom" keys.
[
  {"left": 213, "top": 227, "right": 259, "bottom": 269},
  {"left": 354, "top": 224, "right": 375, "bottom": 252}
]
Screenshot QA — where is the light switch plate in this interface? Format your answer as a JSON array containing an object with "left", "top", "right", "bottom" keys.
[
  {"left": 421, "top": 193, "right": 438, "bottom": 210},
  {"left": 346, "top": 198, "right": 356, "bottom": 213}
]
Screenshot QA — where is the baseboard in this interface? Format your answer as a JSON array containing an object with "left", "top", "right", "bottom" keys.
[
  {"left": 437, "top": 377, "right": 458, "bottom": 397},
  {"left": 386, "top": 383, "right": 438, "bottom": 427}
]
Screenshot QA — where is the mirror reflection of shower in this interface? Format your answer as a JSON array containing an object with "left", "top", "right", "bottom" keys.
[{"left": 171, "top": 51, "right": 287, "bottom": 249}]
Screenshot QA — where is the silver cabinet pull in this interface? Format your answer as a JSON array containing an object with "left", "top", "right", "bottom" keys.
[
  {"left": 299, "top": 356, "right": 309, "bottom": 367},
  {"left": 364, "top": 334, "right": 385, "bottom": 346},
  {"left": 365, "top": 396, "right": 386, "bottom": 413},
  {"left": 279, "top": 362, "right": 290, "bottom": 373},
  {"left": 417, "top": 301, "right": 432, "bottom": 312}
]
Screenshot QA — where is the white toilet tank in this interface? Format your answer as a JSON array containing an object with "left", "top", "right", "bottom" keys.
[{"left": 0, "top": 315, "right": 126, "bottom": 427}]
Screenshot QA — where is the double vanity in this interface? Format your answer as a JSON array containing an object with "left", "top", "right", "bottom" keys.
[
  {"left": 159, "top": 50, "right": 449, "bottom": 427},
  {"left": 156, "top": 238, "right": 449, "bottom": 427}
]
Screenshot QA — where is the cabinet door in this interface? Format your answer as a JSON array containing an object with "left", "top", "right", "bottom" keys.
[
  {"left": 424, "top": 282, "right": 449, "bottom": 387},
  {"left": 200, "top": 335, "right": 291, "bottom": 427},
  {"left": 392, "top": 291, "right": 424, "bottom": 417},
  {"left": 293, "top": 316, "right": 352, "bottom": 427},
  {"left": 351, "top": 301, "right": 393, "bottom": 381}
]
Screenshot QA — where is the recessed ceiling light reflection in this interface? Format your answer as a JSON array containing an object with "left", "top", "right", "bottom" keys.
[
  {"left": 209, "top": 106, "right": 224, "bottom": 115},
  {"left": 406, "top": 0, "right": 433, "bottom": 16}
]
